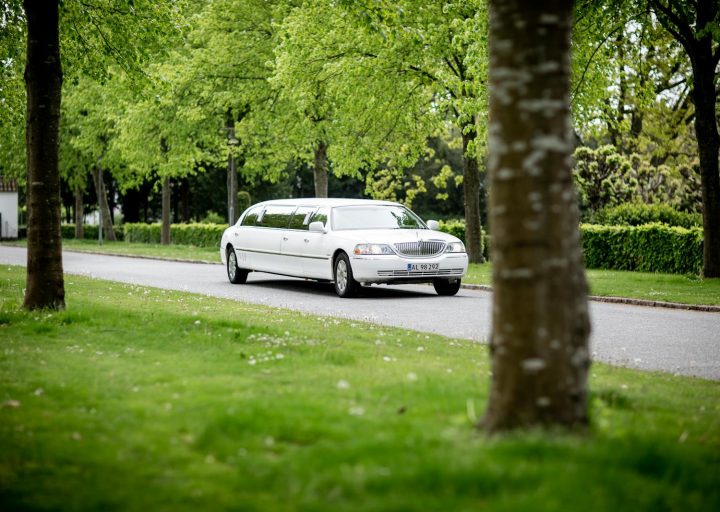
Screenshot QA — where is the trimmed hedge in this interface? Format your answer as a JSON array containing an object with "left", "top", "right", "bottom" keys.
[
  {"left": 438, "top": 220, "right": 703, "bottom": 274},
  {"left": 124, "top": 223, "right": 225, "bottom": 247},
  {"left": 61, "top": 224, "right": 124, "bottom": 241},
  {"left": 581, "top": 223, "right": 702, "bottom": 274},
  {"left": 438, "top": 219, "right": 490, "bottom": 260},
  {"left": 593, "top": 202, "right": 701, "bottom": 229}
]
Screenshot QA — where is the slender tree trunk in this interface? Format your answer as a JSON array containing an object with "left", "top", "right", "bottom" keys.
[
  {"left": 161, "top": 176, "right": 171, "bottom": 245},
  {"left": 227, "top": 153, "right": 238, "bottom": 224},
  {"left": 74, "top": 186, "right": 84, "bottom": 239},
  {"left": 462, "top": 122, "right": 485, "bottom": 264},
  {"left": 690, "top": 45, "right": 720, "bottom": 277},
  {"left": 91, "top": 166, "right": 116, "bottom": 241},
  {"left": 313, "top": 141, "right": 329, "bottom": 198},
  {"left": 180, "top": 179, "right": 191, "bottom": 223},
  {"left": 482, "top": 0, "right": 591, "bottom": 433},
  {"left": 23, "top": 0, "right": 64, "bottom": 310}
]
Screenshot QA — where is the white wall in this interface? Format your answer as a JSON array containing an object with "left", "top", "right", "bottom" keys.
[{"left": 0, "top": 192, "right": 19, "bottom": 239}]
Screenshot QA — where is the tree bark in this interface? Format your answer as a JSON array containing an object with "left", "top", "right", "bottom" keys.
[
  {"left": 313, "top": 141, "right": 329, "bottom": 198},
  {"left": 482, "top": 0, "right": 591, "bottom": 432},
  {"left": 227, "top": 152, "right": 239, "bottom": 224},
  {"left": 91, "top": 166, "right": 116, "bottom": 241},
  {"left": 461, "top": 122, "right": 485, "bottom": 264},
  {"left": 689, "top": 28, "right": 720, "bottom": 277},
  {"left": 161, "top": 176, "right": 171, "bottom": 245},
  {"left": 74, "top": 186, "right": 84, "bottom": 239},
  {"left": 23, "top": 0, "right": 65, "bottom": 310}
]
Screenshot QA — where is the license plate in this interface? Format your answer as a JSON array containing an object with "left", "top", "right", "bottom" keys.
[{"left": 407, "top": 263, "right": 439, "bottom": 272}]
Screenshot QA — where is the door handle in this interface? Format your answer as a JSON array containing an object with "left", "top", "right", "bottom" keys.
[
  {"left": 304, "top": 239, "right": 310, "bottom": 243},
  {"left": 233, "top": 232, "right": 238, "bottom": 237},
  {"left": 283, "top": 236, "right": 288, "bottom": 241}
]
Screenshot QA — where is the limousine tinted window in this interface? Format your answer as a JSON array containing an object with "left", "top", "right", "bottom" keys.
[
  {"left": 288, "top": 206, "right": 316, "bottom": 230},
  {"left": 241, "top": 206, "right": 263, "bottom": 226},
  {"left": 258, "top": 205, "right": 295, "bottom": 229},
  {"left": 310, "top": 207, "right": 329, "bottom": 227}
]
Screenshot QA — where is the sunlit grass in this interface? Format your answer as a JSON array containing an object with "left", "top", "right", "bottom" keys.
[{"left": 0, "top": 265, "right": 718, "bottom": 511}]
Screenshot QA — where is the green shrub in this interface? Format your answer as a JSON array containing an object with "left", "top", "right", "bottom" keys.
[
  {"left": 438, "top": 219, "right": 702, "bottom": 274},
  {"left": 581, "top": 223, "right": 702, "bottom": 274},
  {"left": 124, "top": 223, "right": 225, "bottom": 247},
  {"left": 437, "top": 219, "right": 490, "bottom": 260},
  {"left": 594, "top": 203, "right": 701, "bottom": 229},
  {"left": 61, "top": 224, "right": 124, "bottom": 241}
]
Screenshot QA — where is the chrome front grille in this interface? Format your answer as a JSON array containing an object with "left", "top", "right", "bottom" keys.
[{"left": 393, "top": 240, "right": 446, "bottom": 257}]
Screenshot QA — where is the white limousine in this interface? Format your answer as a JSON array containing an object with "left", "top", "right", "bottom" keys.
[{"left": 220, "top": 198, "right": 468, "bottom": 297}]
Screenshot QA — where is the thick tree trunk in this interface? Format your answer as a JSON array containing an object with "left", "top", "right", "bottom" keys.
[
  {"left": 462, "top": 122, "right": 485, "bottom": 264},
  {"left": 482, "top": 0, "right": 591, "bottom": 432},
  {"left": 313, "top": 141, "right": 329, "bottom": 198},
  {"left": 91, "top": 166, "right": 116, "bottom": 241},
  {"left": 74, "top": 186, "right": 84, "bottom": 239},
  {"left": 23, "top": 0, "right": 65, "bottom": 310},
  {"left": 161, "top": 176, "right": 171, "bottom": 245},
  {"left": 690, "top": 43, "right": 720, "bottom": 277}
]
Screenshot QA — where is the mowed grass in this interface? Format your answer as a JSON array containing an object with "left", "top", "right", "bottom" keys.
[{"left": 0, "top": 266, "right": 719, "bottom": 510}]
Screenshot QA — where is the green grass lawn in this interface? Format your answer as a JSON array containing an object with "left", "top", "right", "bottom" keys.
[
  {"left": 0, "top": 265, "right": 718, "bottom": 511},
  {"left": 4, "top": 240, "right": 720, "bottom": 305}
]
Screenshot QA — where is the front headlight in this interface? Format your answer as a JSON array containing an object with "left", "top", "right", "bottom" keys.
[
  {"left": 353, "top": 243, "right": 395, "bottom": 255},
  {"left": 445, "top": 241, "right": 466, "bottom": 253}
]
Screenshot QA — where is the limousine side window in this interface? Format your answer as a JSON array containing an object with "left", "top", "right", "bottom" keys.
[
  {"left": 240, "top": 206, "right": 264, "bottom": 226},
  {"left": 258, "top": 205, "right": 295, "bottom": 229},
  {"left": 287, "top": 206, "right": 317, "bottom": 230}
]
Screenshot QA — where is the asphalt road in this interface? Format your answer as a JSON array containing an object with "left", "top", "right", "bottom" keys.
[{"left": 2, "top": 245, "right": 719, "bottom": 380}]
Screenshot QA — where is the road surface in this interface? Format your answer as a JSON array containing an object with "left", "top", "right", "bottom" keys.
[{"left": 2, "top": 245, "right": 719, "bottom": 380}]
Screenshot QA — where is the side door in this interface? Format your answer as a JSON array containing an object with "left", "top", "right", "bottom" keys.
[
  {"left": 302, "top": 207, "right": 333, "bottom": 280},
  {"left": 281, "top": 206, "right": 317, "bottom": 277},
  {"left": 253, "top": 204, "right": 295, "bottom": 274},
  {"left": 229, "top": 205, "right": 263, "bottom": 270}
]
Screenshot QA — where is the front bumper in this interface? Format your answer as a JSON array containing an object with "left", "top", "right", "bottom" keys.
[{"left": 350, "top": 253, "right": 468, "bottom": 284}]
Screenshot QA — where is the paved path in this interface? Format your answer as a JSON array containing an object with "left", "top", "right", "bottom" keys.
[{"left": 2, "top": 246, "right": 719, "bottom": 380}]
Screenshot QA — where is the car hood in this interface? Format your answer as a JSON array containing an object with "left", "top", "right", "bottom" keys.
[{"left": 331, "top": 228, "right": 461, "bottom": 245}]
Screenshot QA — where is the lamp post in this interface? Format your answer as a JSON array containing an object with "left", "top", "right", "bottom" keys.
[{"left": 227, "top": 126, "right": 239, "bottom": 226}]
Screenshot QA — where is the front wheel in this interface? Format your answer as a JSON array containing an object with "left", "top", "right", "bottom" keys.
[
  {"left": 433, "top": 278, "right": 461, "bottom": 296},
  {"left": 334, "top": 253, "right": 359, "bottom": 298},
  {"left": 227, "top": 247, "right": 248, "bottom": 284}
]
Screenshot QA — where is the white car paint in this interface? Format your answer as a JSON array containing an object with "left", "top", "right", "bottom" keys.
[{"left": 220, "top": 198, "right": 469, "bottom": 297}]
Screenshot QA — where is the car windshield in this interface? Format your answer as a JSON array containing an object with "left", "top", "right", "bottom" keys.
[{"left": 332, "top": 205, "right": 427, "bottom": 230}]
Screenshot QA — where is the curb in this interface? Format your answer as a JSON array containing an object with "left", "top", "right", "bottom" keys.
[
  {"left": 53, "top": 248, "right": 720, "bottom": 313},
  {"left": 460, "top": 283, "right": 720, "bottom": 313}
]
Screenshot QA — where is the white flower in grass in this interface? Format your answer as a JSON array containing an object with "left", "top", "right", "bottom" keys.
[
  {"left": 348, "top": 406, "right": 365, "bottom": 416},
  {"left": 336, "top": 380, "right": 350, "bottom": 390},
  {"left": 417, "top": 346, "right": 425, "bottom": 352},
  {"left": 194, "top": 320, "right": 201, "bottom": 325},
  {"left": 406, "top": 372, "right": 418, "bottom": 382}
]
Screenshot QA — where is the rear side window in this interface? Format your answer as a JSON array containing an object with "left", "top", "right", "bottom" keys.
[
  {"left": 288, "top": 206, "right": 317, "bottom": 230},
  {"left": 240, "top": 206, "right": 263, "bottom": 226},
  {"left": 258, "top": 205, "right": 295, "bottom": 229}
]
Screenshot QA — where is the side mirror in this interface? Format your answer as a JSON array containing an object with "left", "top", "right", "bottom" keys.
[
  {"left": 308, "top": 221, "right": 326, "bottom": 233},
  {"left": 426, "top": 220, "right": 440, "bottom": 231}
]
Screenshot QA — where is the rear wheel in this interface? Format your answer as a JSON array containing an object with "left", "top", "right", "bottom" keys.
[
  {"left": 334, "top": 253, "right": 359, "bottom": 298},
  {"left": 433, "top": 278, "right": 461, "bottom": 296},
  {"left": 226, "top": 247, "right": 248, "bottom": 284}
]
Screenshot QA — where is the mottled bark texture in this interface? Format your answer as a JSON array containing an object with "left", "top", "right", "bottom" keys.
[
  {"left": 74, "top": 186, "right": 84, "bottom": 239},
  {"left": 462, "top": 122, "right": 485, "bottom": 264},
  {"left": 23, "top": 0, "right": 65, "bottom": 310},
  {"left": 91, "top": 167, "right": 116, "bottom": 241},
  {"left": 226, "top": 112, "right": 239, "bottom": 225},
  {"left": 313, "top": 141, "right": 329, "bottom": 198},
  {"left": 482, "top": 0, "right": 591, "bottom": 432},
  {"left": 161, "top": 176, "right": 171, "bottom": 245}
]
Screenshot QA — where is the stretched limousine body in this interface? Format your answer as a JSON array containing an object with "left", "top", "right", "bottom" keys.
[{"left": 220, "top": 198, "right": 468, "bottom": 297}]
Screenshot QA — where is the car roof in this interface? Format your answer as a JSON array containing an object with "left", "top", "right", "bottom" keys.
[{"left": 252, "top": 198, "right": 403, "bottom": 208}]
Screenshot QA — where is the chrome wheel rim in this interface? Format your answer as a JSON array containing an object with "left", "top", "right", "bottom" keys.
[
  {"left": 228, "top": 251, "right": 236, "bottom": 280},
  {"left": 336, "top": 259, "right": 348, "bottom": 292}
]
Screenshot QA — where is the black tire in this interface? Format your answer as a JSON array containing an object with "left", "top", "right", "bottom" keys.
[
  {"left": 226, "top": 247, "right": 248, "bottom": 284},
  {"left": 334, "top": 252, "right": 359, "bottom": 298},
  {"left": 433, "top": 278, "right": 461, "bottom": 296}
]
